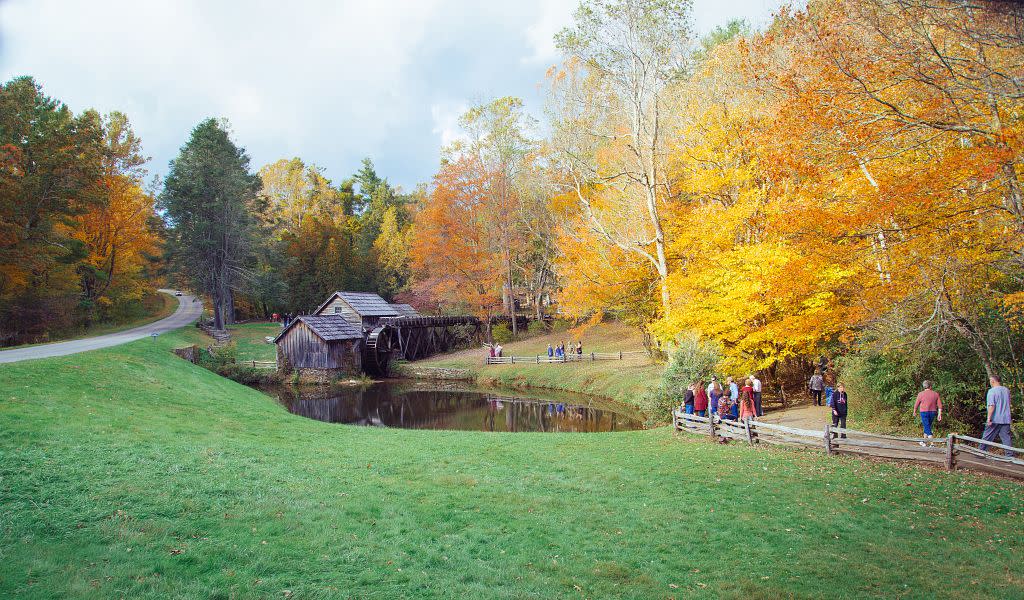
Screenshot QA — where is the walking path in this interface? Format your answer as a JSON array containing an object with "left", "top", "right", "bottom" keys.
[
  {"left": 760, "top": 403, "right": 833, "bottom": 430},
  {"left": 0, "top": 289, "right": 202, "bottom": 364}
]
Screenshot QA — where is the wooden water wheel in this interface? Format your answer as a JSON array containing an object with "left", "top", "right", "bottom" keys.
[{"left": 363, "top": 325, "right": 394, "bottom": 376}]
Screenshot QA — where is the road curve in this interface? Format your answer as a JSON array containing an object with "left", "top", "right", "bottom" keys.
[{"left": 0, "top": 289, "right": 203, "bottom": 364}]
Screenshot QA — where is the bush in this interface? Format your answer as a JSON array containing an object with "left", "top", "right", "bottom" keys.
[
  {"left": 840, "top": 341, "right": 988, "bottom": 434},
  {"left": 217, "top": 364, "right": 280, "bottom": 386},
  {"left": 638, "top": 333, "right": 722, "bottom": 425},
  {"left": 199, "top": 342, "right": 238, "bottom": 370},
  {"left": 491, "top": 323, "right": 513, "bottom": 344}
]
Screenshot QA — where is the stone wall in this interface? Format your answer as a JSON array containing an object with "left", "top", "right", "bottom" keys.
[
  {"left": 172, "top": 345, "right": 200, "bottom": 364},
  {"left": 391, "top": 363, "right": 475, "bottom": 381}
]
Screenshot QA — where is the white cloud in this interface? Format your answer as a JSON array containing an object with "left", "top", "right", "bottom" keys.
[
  {"left": 0, "top": 0, "right": 790, "bottom": 188},
  {"left": 430, "top": 101, "right": 468, "bottom": 150},
  {"left": 521, "top": 0, "right": 577, "bottom": 65}
]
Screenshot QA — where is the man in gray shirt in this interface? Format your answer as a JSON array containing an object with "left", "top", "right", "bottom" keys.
[{"left": 981, "top": 374, "right": 1014, "bottom": 457}]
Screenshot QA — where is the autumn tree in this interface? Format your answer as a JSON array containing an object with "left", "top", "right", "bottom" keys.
[
  {"left": 411, "top": 156, "right": 505, "bottom": 328},
  {"left": 73, "top": 111, "right": 161, "bottom": 324},
  {"left": 0, "top": 76, "right": 104, "bottom": 343},
  {"left": 550, "top": 0, "right": 693, "bottom": 316}
]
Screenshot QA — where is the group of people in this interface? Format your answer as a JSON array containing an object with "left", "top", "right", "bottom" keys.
[
  {"left": 680, "top": 374, "right": 765, "bottom": 420},
  {"left": 271, "top": 312, "right": 294, "bottom": 327},
  {"left": 911, "top": 376, "right": 1015, "bottom": 455},
  {"left": 547, "top": 341, "right": 582, "bottom": 359},
  {"left": 812, "top": 370, "right": 1014, "bottom": 455}
]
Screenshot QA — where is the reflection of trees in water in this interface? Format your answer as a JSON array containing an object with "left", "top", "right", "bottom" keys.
[{"left": 270, "top": 386, "right": 639, "bottom": 432}]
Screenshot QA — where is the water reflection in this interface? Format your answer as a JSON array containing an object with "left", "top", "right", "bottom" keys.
[{"left": 259, "top": 382, "right": 643, "bottom": 432}]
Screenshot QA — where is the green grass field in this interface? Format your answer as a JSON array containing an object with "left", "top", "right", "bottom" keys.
[
  {"left": 404, "top": 322, "right": 664, "bottom": 411},
  {"left": 226, "top": 321, "right": 282, "bottom": 362},
  {"left": 1, "top": 328, "right": 1022, "bottom": 598}
]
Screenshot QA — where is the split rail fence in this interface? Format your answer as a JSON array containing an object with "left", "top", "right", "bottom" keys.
[
  {"left": 672, "top": 411, "right": 1024, "bottom": 480},
  {"left": 485, "top": 350, "right": 646, "bottom": 365}
]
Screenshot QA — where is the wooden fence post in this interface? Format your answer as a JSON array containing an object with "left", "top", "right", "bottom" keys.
[
  {"left": 536, "top": 355, "right": 539, "bottom": 364},
  {"left": 511, "top": 356, "right": 515, "bottom": 364},
  {"left": 945, "top": 434, "right": 956, "bottom": 471},
  {"left": 708, "top": 415, "right": 716, "bottom": 440},
  {"left": 824, "top": 423, "right": 833, "bottom": 455},
  {"left": 591, "top": 352, "right": 595, "bottom": 361},
  {"left": 619, "top": 351, "right": 623, "bottom": 360}
]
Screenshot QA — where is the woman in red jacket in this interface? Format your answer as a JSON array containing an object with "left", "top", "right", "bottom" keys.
[
  {"left": 739, "top": 379, "right": 757, "bottom": 419},
  {"left": 693, "top": 380, "right": 709, "bottom": 417}
]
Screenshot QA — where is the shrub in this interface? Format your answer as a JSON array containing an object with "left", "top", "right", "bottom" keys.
[
  {"left": 217, "top": 364, "right": 280, "bottom": 386},
  {"left": 638, "top": 333, "right": 721, "bottom": 425},
  {"left": 491, "top": 323, "right": 513, "bottom": 344}
]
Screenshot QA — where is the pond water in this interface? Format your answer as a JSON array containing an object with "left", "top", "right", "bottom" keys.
[{"left": 256, "top": 380, "right": 644, "bottom": 433}]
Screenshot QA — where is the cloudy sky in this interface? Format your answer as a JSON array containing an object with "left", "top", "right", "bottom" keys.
[{"left": 0, "top": 0, "right": 787, "bottom": 190}]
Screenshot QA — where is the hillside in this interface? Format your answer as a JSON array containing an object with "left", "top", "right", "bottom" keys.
[{"left": 0, "top": 328, "right": 1021, "bottom": 598}]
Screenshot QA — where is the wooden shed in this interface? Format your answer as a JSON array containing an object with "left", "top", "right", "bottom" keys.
[
  {"left": 313, "top": 291, "right": 400, "bottom": 329},
  {"left": 274, "top": 315, "right": 363, "bottom": 382}
]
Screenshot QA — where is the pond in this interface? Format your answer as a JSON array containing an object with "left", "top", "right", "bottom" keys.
[{"left": 256, "top": 380, "right": 644, "bottom": 433}]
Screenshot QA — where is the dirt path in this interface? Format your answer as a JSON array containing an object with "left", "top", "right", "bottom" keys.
[
  {"left": 761, "top": 402, "right": 834, "bottom": 431},
  {"left": 0, "top": 289, "right": 202, "bottom": 364}
]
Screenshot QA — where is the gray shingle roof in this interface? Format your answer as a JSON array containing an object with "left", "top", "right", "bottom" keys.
[
  {"left": 274, "top": 314, "right": 363, "bottom": 343},
  {"left": 336, "top": 292, "right": 400, "bottom": 317},
  {"left": 300, "top": 315, "right": 364, "bottom": 340},
  {"left": 389, "top": 303, "right": 420, "bottom": 317}
]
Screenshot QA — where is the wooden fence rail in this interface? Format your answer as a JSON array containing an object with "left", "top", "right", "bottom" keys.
[
  {"left": 485, "top": 350, "right": 646, "bottom": 365},
  {"left": 672, "top": 410, "right": 1024, "bottom": 480},
  {"left": 247, "top": 360, "right": 277, "bottom": 369}
]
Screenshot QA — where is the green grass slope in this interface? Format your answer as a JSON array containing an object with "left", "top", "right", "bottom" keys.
[
  {"left": 0, "top": 329, "right": 1021, "bottom": 598},
  {"left": 402, "top": 323, "right": 664, "bottom": 409}
]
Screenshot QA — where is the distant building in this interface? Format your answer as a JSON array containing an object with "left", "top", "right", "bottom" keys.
[{"left": 273, "top": 315, "right": 363, "bottom": 382}]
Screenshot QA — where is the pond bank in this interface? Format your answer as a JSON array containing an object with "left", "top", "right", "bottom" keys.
[{"left": 394, "top": 323, "right": 665, "bottom": 418}]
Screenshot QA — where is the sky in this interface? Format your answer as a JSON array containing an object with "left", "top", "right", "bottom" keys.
[{"left": 0, "top": 0, "right": 789, "bottom": 191}]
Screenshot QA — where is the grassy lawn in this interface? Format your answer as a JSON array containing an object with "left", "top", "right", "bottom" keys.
[
  {"left": 403, "top": 322, "right": 664, "bottom": 410},
  {"left": 226, "top": 321, "right": 282, "bottom": 362},
  {"left": 0, "top": 329, "right": 1021, "bottom": 598}
]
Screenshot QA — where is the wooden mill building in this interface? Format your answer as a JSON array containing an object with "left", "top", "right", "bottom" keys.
[
  {"left": 273, "top": 315, "right": 364, "bottom": 382},
  {"left": 312, "top": 291, "right": 418, "bottom": 329}
]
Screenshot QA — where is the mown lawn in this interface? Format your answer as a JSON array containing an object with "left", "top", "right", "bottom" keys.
[
  {"left": 0, "top": 329, "right": 1021, "bottom": 598},
  {"left": 226, "top": 321, "right": 282, "bottom": 362},
  {"left": 405, "top": 322, "right": 664, "bottom": 409}
]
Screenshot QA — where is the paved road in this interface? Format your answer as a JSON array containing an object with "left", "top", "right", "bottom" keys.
[{"left": 0, "top": 289, "right": 203, "bottom": 364}]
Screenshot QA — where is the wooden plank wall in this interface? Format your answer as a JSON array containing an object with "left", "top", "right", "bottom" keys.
[
  {"left": 279, "top": 321, "right": 341, "bottom": 369},
  {"left": 317, "top": 297, "right": 361, "bottom": 326}
]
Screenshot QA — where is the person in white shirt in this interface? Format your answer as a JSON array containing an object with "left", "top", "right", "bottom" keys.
[{"left": 749, "top": 373, "right": 763, "bottom": 416}]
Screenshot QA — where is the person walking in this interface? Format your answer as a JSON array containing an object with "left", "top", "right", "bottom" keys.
[
  {"left": 708, "top": 378, "right": 722, "bottom": 416},
  {"left": 809, "top": 370, "right": 825, "bottom": 406},
  {"left": 831, "top": 383, "right": 849, "bottom": 438},
  {"left": 682, "top": 383, "right": 695, "bottom": 415},
  {"left": 913, "top": 380, "right": 942, "bottom": 444},
  {"left": 727, "top": 376, "right": 739, "bottom": 419},
  {"left": 739, "top": 379, "right": 756, "bottom": 420},
  {"left": 981, "top": 375, "right": 1015, "bottom": 457},
  {"left": 547, "top": 344, "right": 554, "bottom": 358},
  {"left": 577, "top": 341, "right": 583, "bottom": 356},
  {"left": 749, "top": 373, "right": 763, "bottom": 416},
  {"left": 694, "top": 380, "right": 709, "bottom": 417}
]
